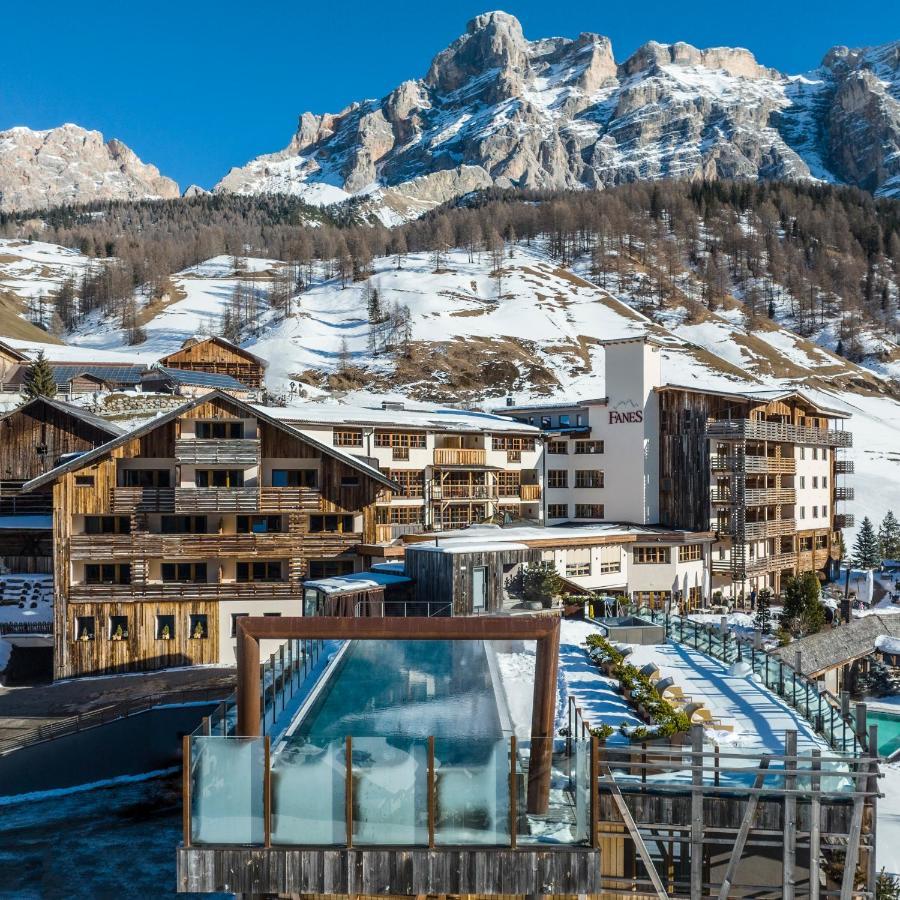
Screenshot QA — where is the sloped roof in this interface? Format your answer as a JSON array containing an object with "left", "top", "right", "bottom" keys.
[
  {"left": 159, "top": 336, "right": 266, "bottom": 368},
  {"left": 151, "top": 366, "right": 249, "bottom": 390},
  {"left": 21, "top": 390, "right": 397, "bottom": 493},
  {"left": 772, "top": 614, "right": 900, "bottom": 675},
  {"left": 0, "top": 339, "right": 28, "bottom": 362},
  {"left": 48, "top": 364, "right": 145, "bottom": 386},
  {"left": 0, "top": 396, "right": 123, "bottom": 437},
  {"left": 656, "top": 383, "right": 850, "bottom": 419}
]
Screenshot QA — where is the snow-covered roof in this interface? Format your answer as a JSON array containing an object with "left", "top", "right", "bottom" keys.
[
  {"left": 303, "top": 570, "right": 412, "bottom": 594},
  {"left": 257, "top": 402, "right": 539, "bottom": 434},
  {"left": 152, "top": 366, "right": 249, "bottom": 391},
  {"left": 656, "top": 383, "right": 851, "bottom": 418},
  {"left": 0, "top": 396, "right": 124, "bottom": 436},
  {"left": 876, "top": 635, "right": 900, "bottom": 655}
]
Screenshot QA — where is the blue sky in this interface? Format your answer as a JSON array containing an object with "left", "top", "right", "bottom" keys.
[{"left": 2, "top": 0, "right": 897, "bottom": 190}]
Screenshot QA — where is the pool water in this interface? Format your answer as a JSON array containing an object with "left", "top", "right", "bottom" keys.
[{"left": 867, "top": 709, "right": 900, "bottom": 757}]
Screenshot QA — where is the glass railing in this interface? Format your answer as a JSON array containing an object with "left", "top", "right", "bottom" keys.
[
  {"left": 185, "top": 734, "right": 594, "bottom": 848},
  {"left": 637, "top": 607, "right": 864, "bottom": 756}
]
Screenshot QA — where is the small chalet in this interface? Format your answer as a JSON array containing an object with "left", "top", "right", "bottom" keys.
[{"left": 157, "top": 336, "right": 266, "bottom": 389}]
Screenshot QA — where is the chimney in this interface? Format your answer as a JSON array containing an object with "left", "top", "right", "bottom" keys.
[
  {"left": 381, "top": 400, "right": 405, "bottom": 411},
  {"left": 506, "top": 396, "right": 513, "bottom": 407}
]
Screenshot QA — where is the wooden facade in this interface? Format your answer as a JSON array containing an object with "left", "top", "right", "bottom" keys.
[
  {"left": 25, "top": 391, "right": 393, "bottom": 679},
  {"left": 158, "top": 337, "right": 266, "bottom": 389},
  {"left": 0, "top": 339, "right": 27, "bottom": 383}
]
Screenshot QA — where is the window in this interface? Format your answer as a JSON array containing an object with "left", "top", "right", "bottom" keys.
[
  {"left": 678, "top": 544, "right": 703, "bottom": 562},
  {"left": 189, "top": 614, "right": 209, "bottom": 640},
  {"left": 340, "top": 475, "right": 360, "bottom": 488},
  {"left": 271, "top": 469, "right": 317, "bottom": 488},
  {"left": 565, "top": 548, "right": 591, "bottom": 578},
  {"left": 85, "top": 563, "right": 131, "bottom": 585},
  {"left": 574, "top": 504, "right": 604, "bottom": 519},
  {"left": 308, "top": 514, "right": 355, "bottom": 533},
  {"left": 308, "top": 559, "right": 354, "bottom": 579},
  {"left": 823, "top": 476, "right": 828, "bottom": 489},
  {"left": 109, "top": 616, "right": 129, "bottom": 640},
  {"left": 263, "top": 612, "right": 282, "bottom": 617},
  {"left": 816, "top": 534, "right": 828, "bottom": 549},
  {"left": 374, "top": 432, "right": 426, "bottom": 449},
  {"left": 559, "top": 415, "right": 570, "bottom": 427},
  {"left": 161, "top": 562, "right": 207, "bottom": 583},
  {"left": 574, "top": 440, "right": 604, "bottom": 455},
  {"left": 376, "top": 506, "right": 423, "bottom": 525},
  {"left": 84, "top": 516, "right": 131, "bottom": 535},
  {"left": 230, "top": 612, "right": 249, "bottom": 637},
  {"left": 156, "top": 615, "right": 175, "bottom": 641},
  {"left": 75, "top": 475, "right": 95, "bottom": 487},
  {"left": 547, "top": 503, "right": 568, "bottom": 518},
  {"left": 496, "top": 471, "right": 520, "bottom": 495},
  {"left": 799, "top": 476, "right": 806, "bottom": 489},
  {"left": 334, "top": 429, "right": 363, "bottom": 447},
  {"left": 195, "top": 420, "right": 244, "bottom": 439},
  {"left": 799, "top": 536, "right": 814, "bottom": 551},
  {"left": 122, "top": 469, "right": 171, "bottom": 487},
  {"left": 799, "top": 447, "right": 806, "bottom": 460},
  {"left": 812, "top": 476, "right": 819, "bottom": 489},
  {"left": 547, "top": 470, "right": 568, "bottom": 489},
  {"left": 540, "top": 416, "right": 551, "bottom": 429},
  {"left": 236, "top": 561, "right": 283, "bottom": 582},
  {"left": 575, "top": 414, "right": 585, "bottom": 426},
  {"left": 633, "top": 546, "right": 671, "bottom": 564},
  {"left": 492, "top": 435, "right": 536, "bottom": 452},
  {"left": 800, "top": 507, "right": 806, "bottom": 520},
  {"left": 161, "top": 515, "right": 208, "bottom": 534},
  {"left": 196, "top": 469, "right": 244, "bottom": 488},
  {"left": 575, "top": 470, "right": 604, "bottom": 489},
  {"left": 812, "top": 447, "right": 818, "bottom": 460},
  {"left": 547, "top": 441, "right": 568, "bottom": 455},
  {"left": 812, "top": 507, "right": 819, "bottom": 518},
  {"left": 236, "top": 515, "right": 283, "bottom": 534},
  {"left": 75, "top": 616, "right": 95, "bottom": 641},
  {"left": 388, "top": 470, "right": 423, "bottom": 497},
  {"left": 822, "top": 505, "right": 828, "bottom": 518},
  {"left": 600, "top": 546, "right": 621, "bottom": 574}
]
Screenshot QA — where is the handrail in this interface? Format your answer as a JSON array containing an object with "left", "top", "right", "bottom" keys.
[{"left": 0, "top": 686, "right": 227, "bottom": 756}]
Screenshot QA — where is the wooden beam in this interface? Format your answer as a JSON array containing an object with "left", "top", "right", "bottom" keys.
[
  {"left": 716, "top": 754, "right": 772, "bottom": 900},
  {"left": 600, "top": 766, "right": 669, "bottom": 900},
  {"left": 783, "top": 730, "right": 797, "bottom": 900},
  {"left": 840, "top": 756, "right": 872, "bottom": 900}
]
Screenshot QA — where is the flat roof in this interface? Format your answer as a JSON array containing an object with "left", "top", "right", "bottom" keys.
[
  {"left": 303, "top": 570, "right": 412, "bottom": 594},
  {"left": 257, "top": 402, "right": 539, "bottom": 435}
]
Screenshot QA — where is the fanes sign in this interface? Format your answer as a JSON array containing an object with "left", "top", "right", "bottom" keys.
[{"left": 609, "top": 399, "right": 643, "bottom": 425}]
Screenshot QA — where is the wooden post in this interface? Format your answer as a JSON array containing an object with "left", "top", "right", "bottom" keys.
[
  {"left": 867, "top": 724, "right": 879, "bottom": 894},
  {"left": 427, "top": 735, "right": 435, "bottom": 849},
  {"left": 810, "top": 750, "right": 821, "bottom": 900},
  {"left": 237, "top": 622, "right": 261, "bottom": 737},
  {"left": 263, "top": 735, "right": 272, "bottom": 848},
  {"left": 855, "top": 702, "right": 867, "bottom": 746},
  {"left": 590, "top": 736, "right": 599, "bottom": 851},
  {"left": 527, "top": 620, "right": 560, "bottom": 814},
  {"left": 182, "top": 734, "right": 192, "bottom": 848},
  {"left": 279, "top": 644, "right": 285, "bottom": 711},
  {"left": 509, "top": 735, "right": 517, "bottom": 849},
  {"left": 269, "top": 652, "right": 277, "bottom": 727},
  {"left": 783, "top": 730, "right": 797, "bottom": 900},
  {"left": 345, "top": 735, "right": 353, "bottom": 847},
  {"left": 690, "top": 724, "right": 704, "bottom": 899},
  {"left": 201, "top": 716, "right": 211, "bottom": 736}
]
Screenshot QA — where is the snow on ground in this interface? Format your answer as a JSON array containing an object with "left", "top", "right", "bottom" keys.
[
  {"left": 880, "top": 765, "right": 900, "bottom": 872},
  {"left": 0, "top": 573, "right": 53, "bottom": 674},
  {"left": 0, "top": 238, "right": 96, "bottom": 303}
]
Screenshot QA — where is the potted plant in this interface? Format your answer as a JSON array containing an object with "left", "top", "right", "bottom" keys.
[
  {"left": 111, "top": 624, "right": 124, "bottom": 641},
  {"left": 160, "top": 623, "right": 171, "bottom": 641},
  {"left": 192, "top": 621, "right": 206, "bottom": 640}
]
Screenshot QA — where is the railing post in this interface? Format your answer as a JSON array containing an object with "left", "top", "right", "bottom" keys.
[
  {"left": 428, "top": 735, "right": 436, "bottom": 849},
  {"left": 783, "top": 730, "right": 797, "bottom": 900},
  {"left": 269, "top": 653, "right": 277, "bottom": 727},
  {"left": 279, "top": 644, "right": 285, "bottom": 712},
  {"left": 567, "top": 696, "right": 573, "bottom": 758},
  {"left": 590, "top": 735, "right": 599, "bottom": 850},
  {"left": 182, "top": 734, "right": 192, "bottom": 848},
  {"left": 345, "top": 735, "right": 353, "bottom": 847},
  {"left": 264, "top": 735, "right": 272, "bottom": 848},
  {"left": 509, "top": 734, "right": 517, "bottom": 849}
]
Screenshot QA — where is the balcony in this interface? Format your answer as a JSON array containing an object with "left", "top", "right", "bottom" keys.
[
  {"left": 174, "top": 438, "right": 260, "bottom": 466},
  {"left": 374, "top": 523, "right": 425, "bottom": 542},
  {"left": 69, "top": 531, "right": 302, "bottom": 560},
  {"left": 835, "top": 513, "right": 855, "bottom": 529},
  {"left": 109, "top": 487, "right": 175, "bottom": 513},
  {"left": 710, "top": 455, "right": 795, "bottom": 474},
  {"left": 835, "top": 487, "right": 855, "bottom": 501},
  {"left": 835, "top": 459, "right": 855, "bottom": 474},
  {"left": 519, "top": 484, "right": 541, "bottom": 502},
  {"left": 174, "top": 487, "right": 259, "bottom": 512},
  {"left": 431, "top": 484, "right": 497, "bottom": 500},
  {"left": 258, "top": 487, "right": 320, "bottom": 513},
  {"left": 69, "top": 581, "right": 300, "bottom": 602},
  {"left": 707, "top": 419, "right": 852, "bottom": 448},
  {"left": 506, "top": 450, "right": 522, "bottom": 463},
  {"left": 744, "top": 488, "right": 796, "bottom": 505},
  {"left": 433, "top": 448, "right": 486, "bottom": 466},
  {"left": 741, "top": 519, "right": 796, "bottom": 540}
]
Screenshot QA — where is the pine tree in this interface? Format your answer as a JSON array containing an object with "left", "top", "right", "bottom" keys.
[
  {"left": 781, "top": 572, "right": 824, "bottom": 637},
  {"left": 878, "top": 511, "right": 900, "bottom": 561},
  {"left": 754, "top": 588, "right": 773, "bottom": 635},
  {"left": 852, "top": 516, "right": 881, "bottom": 569},
  {"left": 22, "top": 351, "right": 58, "bottom": 399}
]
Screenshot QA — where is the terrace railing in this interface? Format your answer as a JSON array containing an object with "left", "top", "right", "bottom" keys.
[
  {"left": 638, "top": 607, "right": 866, "bottom": 756},
  {"left": 706, "top": 419, "right": 853, "bottom": 448},
  {"left": 353, "top": 599, "right": 452, "bottom": 618}
]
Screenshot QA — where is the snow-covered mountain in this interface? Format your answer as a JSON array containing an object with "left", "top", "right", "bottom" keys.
[
  {"left": 215, "top": 12, "right": 900, "bottom": 221},
  {"left": 0, "top": 124, "right": 180, "bottom": 212}
]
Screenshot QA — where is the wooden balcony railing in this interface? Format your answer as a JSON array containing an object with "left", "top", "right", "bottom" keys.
[
  {"left": 433, "top": 448, "right": 486, "bottom": 466},
  {"left": 519, "top": 484, "right": 541, "bottom": 501},
  {"left": 374, "top": 523, "right": 425, "bottom": 542},
  {"left": 258, "top": 487, "right": 320, "bottom": 513},
  {"left": 741, "top": 519, "right": 796, "bottom": 540},
  {"left": 69, "top": 581, "right": 301, "bottom": 602},
  {"left": 506, "top": 450, "right": 522, "bottom": 463},
  {"left": 710, "top": 455, "right": 796, "bottom": 474},
  {"left": 110, "top": 487, "right": 176, "bottom": 513},
  {"left": 175, "top": 487, "right": 259, "bottom": 512},
  {"left": 835, "top": 459, "right": 854, "bottom": 474},
  {"left": 69, "top": 532, "right": 301, "bottom": 559},
  {"left": 744, "top": 488, "right": 796, "bottom": 505},
  {"left": 431, "top": 484, "right": 497, "bottom": 500},
  {"left": 835, "top": 513, "right": 855, "bottom": 529},
  {"left": 174, "top": 438, "right": 260, "bottom": 466},
  {"left": 835, "top": 487, "right": 855, "bottom": 501},
  {"left": 707, "top": 419, "right": 852, "bottom": 448}
]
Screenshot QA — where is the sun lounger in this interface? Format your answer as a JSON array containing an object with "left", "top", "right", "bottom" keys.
[{"left": 639, "top": 662, "right": 660, "bottom": 680}]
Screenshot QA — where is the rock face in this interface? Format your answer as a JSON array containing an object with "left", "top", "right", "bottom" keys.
[
  {"left": 215, "top": 13, "right": 900, "bottom": 219},
  {"left": 0, "top": 124, "right": 180, "bottom": 212}
]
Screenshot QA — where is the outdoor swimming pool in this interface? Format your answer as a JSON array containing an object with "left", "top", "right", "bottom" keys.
[{"left": 867, "top": 708, "right": 900, "bottom": 757}]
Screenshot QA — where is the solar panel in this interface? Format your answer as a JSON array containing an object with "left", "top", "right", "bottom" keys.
[
  {"left": 157, "top": 367, "right": 248, "bottom": 389},
  {"left": 50, "top": 365, "right": 145, "bottom": 385}
]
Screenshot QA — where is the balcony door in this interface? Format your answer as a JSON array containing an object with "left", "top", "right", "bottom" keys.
[{"left": 472, "top": 566, "right": 487, "bottom": 613}]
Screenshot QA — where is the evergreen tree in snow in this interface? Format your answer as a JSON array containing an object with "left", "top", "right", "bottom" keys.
[
  {"left": 22, "top": 351, "right": 57, "bottom": 399},
  {"left": 852, "top": 516, "right": 881, "bottom": 569},
  {"left": 878, "top": 511, "right": 900, "bottom": 561},
  {"left": 754, "top": 587, "right": 773, "bottom": 635}
]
